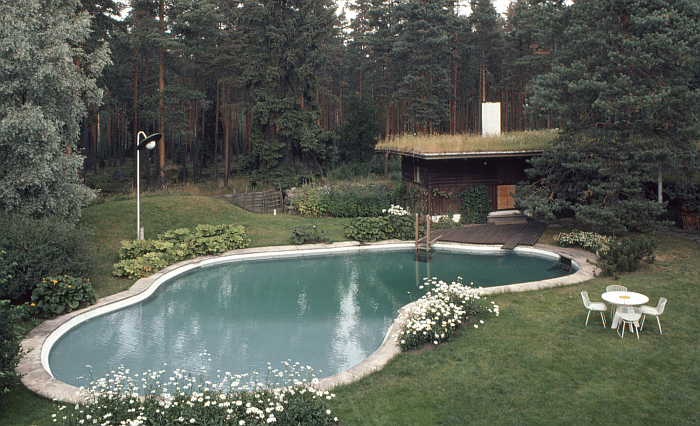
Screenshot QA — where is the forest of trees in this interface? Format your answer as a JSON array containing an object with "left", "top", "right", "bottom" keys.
[
  {"left": 3, "top": 0, "right": 700, "bottom": 223},
  {"left": 59, "top": 0, "right": 574, "bottom": 189}
]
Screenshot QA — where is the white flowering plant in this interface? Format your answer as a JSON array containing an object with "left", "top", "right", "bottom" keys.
[
  {"left": 396, "top": 278, "right": 499, "bottom": 352},
  {"left": 553, "top": 230, "right": 616, "bottom": 256},
  {"left": 381, "top": 204, "right": 410, "bottom": 216},
  {"left": 54, "top": 359, "right": 338, "bottom": 426}
]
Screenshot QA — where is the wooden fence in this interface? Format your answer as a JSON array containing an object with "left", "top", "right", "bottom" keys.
[{"left": 219, "top": 189, "right": 283, "bottom": 214}]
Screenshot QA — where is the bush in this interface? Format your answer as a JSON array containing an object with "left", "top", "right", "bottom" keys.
[
  {"left": 290, "top": 225, "right": 330, "bottom": 245},
  {"left": 0, "top": 300, "right": 25, "bottom": 396},
  {"left": 396, "top": 278, "right": 498, "bottom": 352},
  {"left": 456, "top": 185, "right": 491, "bottom": 224},
  {"left": 554, "top": 230, "right": 657, "bottom": 276},
  {"left": 289, "top": 183, "right": 391, "bottom": 218},
  {"left": 553, "top": 230, "right": 616, "bottom": 256},
  {"left": 0, "top": 214, "right": 95, "bottom": 302},
  {"left": 113, "top": 224, "right": 251, "bottom": 279},
  {"left": 344, "top": 205, "right": 420, "bottom": 242},
  {"left": 1, "top": 251, "right": 23, "bottom": 395},
  {"left": 27, "top": 276, "right": 98, "bottom": 318},
  {"left": 596, "top": 236, "right": 657, "bottom": 277}
]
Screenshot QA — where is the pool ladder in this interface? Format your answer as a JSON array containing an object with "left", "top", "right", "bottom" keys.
[{"left": 415, "top": 214, "right": 439, "bottom": 262}]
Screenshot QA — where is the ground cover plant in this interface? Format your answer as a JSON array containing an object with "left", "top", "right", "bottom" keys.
[
  {"left": 1, "top": 196, "right": 699, "bottom": 426},
  {"left": 113, "top": 224, "right": 251, "bottom": 279},
  {"left": 54, "top": 360, "right": 338, "bottom": 426}
]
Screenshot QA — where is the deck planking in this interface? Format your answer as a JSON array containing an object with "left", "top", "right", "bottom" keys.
[{"left": 420, "top": 221, "right": 548, "bottom": 249}]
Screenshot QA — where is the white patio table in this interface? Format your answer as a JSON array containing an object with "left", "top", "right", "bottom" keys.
[{"left": 601, "top": 291, "right": 649, "bottom": 330}]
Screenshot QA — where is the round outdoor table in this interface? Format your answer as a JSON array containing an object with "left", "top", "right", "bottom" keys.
[{"left": 601, "top": 291, "right": 649, "bottom": 329}]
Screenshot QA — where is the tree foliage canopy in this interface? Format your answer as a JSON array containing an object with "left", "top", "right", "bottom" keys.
[
  {"left": 0, "top": 0, "right": 108, "bottom": 223},
  {"left": 515, "top": 0, "right": 700, "bottom": 233}
]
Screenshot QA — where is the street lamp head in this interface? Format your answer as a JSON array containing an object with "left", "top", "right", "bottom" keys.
[{"left": 137, "top": 132, "right": 161, "bottom": 151}]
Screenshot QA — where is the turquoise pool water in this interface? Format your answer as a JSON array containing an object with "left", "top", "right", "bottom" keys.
[{"left": 48, "top": 248, "right": 573, "bottom": 387}]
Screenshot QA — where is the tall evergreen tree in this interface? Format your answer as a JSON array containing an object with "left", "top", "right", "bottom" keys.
[
  {"left": 239, "top": 0, "right": 340, "bottom": 187},
  {"left": 0, "top": 0, "right": 109, "bottom": 223},
  {"left": 391, "top": 0, "right": 459, "bottom": 134},
  {"left": 515, "top": 0, "right": 700, "bottom": 233}
]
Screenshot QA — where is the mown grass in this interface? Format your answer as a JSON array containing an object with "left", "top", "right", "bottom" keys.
[
  {"left": 2, "top": 196, "right": 699, "bottom": 426},
  {"left": 375, "top": 131, "right": 558, "bottom": 154}
]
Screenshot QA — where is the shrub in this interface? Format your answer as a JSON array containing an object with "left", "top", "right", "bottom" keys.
[
  {"left": 53, "top": 364, "right": 338, "bottom": 426},
  {"left": 396, "top": 278, "right": 498, "bottom": 352},
  {"left": 596, "top": 236, "right": 657, "bottom": 277},
  {"left": 456, "top": 185, "right": 491, "bottom": 224},
  {"left": 0, "top": 300, "right": 25, "bottom": 396},
  {"left": 344, "top": 206, "right": 419, "bottom": 242},
  {"left": 1, "top": 250, "right": 25, "bottom": 395},
  {"left": 27, "top": 276, "right": 98, "bottom": 318},
  {"left": 290, "top": 225, "right": 330, "bottom": 245},
  {"left": 289, "top": 183, "right": 391, "bottom": 218},
  {"left": 553, "top": 230, "right": 616, "bottom": 256},
  {"left": 113, "top": 224, "right": 251, "bottom": 279},
  {"left": 0, "top": 214, "right": 95, "bottom": 302},
  {"left": 554, "top": 230, "right": 657, "bottom": 276}
]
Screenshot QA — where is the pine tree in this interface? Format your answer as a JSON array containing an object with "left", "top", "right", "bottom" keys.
[
  {"left": 239, "top": 0, "right": 340, "bottom": 187},
  {"left": 516, "top": 0, "right": 700, "bottom": 233},
  {"left": 0, "top": 0, "right": 109, "bottom": 223},
  {"left": 391, "top": 0, "right": 459, "bottom": 134}
]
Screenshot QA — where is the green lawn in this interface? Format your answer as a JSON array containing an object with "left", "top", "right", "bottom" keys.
[{"left": 2, "top": 195, "right": 699, "bottom": 426}]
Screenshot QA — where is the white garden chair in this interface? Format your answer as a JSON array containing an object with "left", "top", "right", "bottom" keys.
[
  {"left": 640, "top": 297, "right": 667, "bottom": 335},
  {"left": 581, "top": 291, "right": 607, "bottom": 328},
  {"left": 616, "top": 306, "right": 642, "bottom": 339}
]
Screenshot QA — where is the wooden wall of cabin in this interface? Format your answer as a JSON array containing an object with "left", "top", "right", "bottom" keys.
[{"left": 401, "top": 156, "right": 534, "bottom": 215}]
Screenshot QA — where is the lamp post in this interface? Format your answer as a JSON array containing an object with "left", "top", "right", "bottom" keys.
[{"left": 136, "top": 132, "right": 161, "bottom": 240}]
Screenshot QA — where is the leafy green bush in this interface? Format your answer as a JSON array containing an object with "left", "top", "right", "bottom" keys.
[
  {"left": 344, "top": 207, "right": 419, "bottom": 242},
  {"left": 113, "top": 224, "right": 250, "bottom": 279},
  {"left": 596, "top": 236, "right": 657, "bottom": 277},
  {"left": 290, "top": 225, "right": 330, "bottom": 245},
  {"left": 554, "top": 230, "right": 657, "bottom": 276},
  {"left": 0, "top": 300, "right": 25, "bottom": 396},
  {"left": 54, "top": 364, "right": 338, "bottom": 426},
  {"left": 396, "top": 278, "right": 498, "bottom": 352},
  {"left": 289, "top": 184, "right": 391, "bottom": 218},
  {"left": 27, "top": 276, "right": 97, "bottom": 318},
  {"left": 456, "top": 185, "right": 491, "bottom": 224},
  {"left": 0, "top": 214, "right": 95, "bottom": 302},
  {"left": 1, "top": 250, "right": 25, "bottom": 396}
]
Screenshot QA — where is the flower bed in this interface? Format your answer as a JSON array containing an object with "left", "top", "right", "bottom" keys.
[{"left": 396, "top": 278, "right": 499, "bottom": 352}]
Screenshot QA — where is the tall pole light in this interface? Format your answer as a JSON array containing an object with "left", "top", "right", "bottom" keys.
[{"left": 136, "top": 132, "right": 161, "bottom": 239}]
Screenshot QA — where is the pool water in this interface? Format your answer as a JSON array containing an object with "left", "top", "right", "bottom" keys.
[{"left": 48, "top": 249, "right": 572, "bottom": 387}]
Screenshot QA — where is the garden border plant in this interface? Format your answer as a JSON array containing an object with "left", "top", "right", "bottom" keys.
[
  {"left": 113, "top": 224, "right": 251, "bottom": 279},
  {"left": 53, "top": 359, "right": 339, "bottom": 426}
]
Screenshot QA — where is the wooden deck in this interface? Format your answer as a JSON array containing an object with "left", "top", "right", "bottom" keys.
[{"left": 420, "top": 221, "right": 548, "bottom": 250}]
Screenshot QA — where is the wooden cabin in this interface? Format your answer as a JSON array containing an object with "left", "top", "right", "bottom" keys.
[{"left": 376, "top": 148, "right": 543, "bottom": 216}]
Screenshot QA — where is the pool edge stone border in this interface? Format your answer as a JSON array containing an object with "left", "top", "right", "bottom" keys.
[{"left": 17, "top": 241, "right": 598, "bottom": 403}]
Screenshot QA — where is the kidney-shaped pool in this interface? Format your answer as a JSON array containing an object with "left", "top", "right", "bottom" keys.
[{"left": 46, "top": 244, "right": 576, "bottom": 388}]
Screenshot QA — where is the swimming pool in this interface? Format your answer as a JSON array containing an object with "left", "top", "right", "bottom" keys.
[
  {"left": 19, "top": 242, "right": 597, "bottom": 403},
  {"left": 46, "top": 243, "right": 576, "bottom": 389}
]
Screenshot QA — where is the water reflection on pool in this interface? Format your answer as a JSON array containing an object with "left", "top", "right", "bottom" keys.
[{"left": 48, "top": 247, "right": 573, "bottom": 387}]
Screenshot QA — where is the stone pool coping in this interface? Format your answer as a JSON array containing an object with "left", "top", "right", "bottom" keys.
[{"left": 17, "top": 241, "right": 598, "bottom": 402}]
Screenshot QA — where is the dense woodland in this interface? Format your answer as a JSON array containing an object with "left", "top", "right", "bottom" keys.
[
  {"left": 2, "top": 0, "right": 700, "bottom": 231},
  {"left": 74, "top": 0, "right": 565, "bottom": 189}
]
